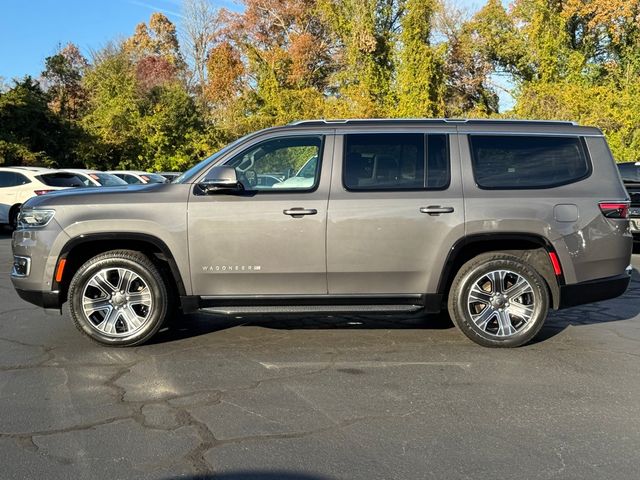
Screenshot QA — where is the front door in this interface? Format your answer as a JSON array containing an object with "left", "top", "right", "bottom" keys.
[
  {"left": 188, "top": 134, "right": 333, "bottom": 296},
  {"left": 327, "top": 131, "right": 464, "bottom": 295}
]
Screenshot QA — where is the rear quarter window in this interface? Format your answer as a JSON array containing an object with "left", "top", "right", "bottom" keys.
[{"left": 469, "top": 135, "right": 591, "bottom": 189}]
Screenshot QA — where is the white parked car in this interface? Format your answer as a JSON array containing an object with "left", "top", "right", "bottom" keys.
[
  {"left": 106, "top": 171, "right": 167, "bottom": 184},
  {"left": 59, "top": 169, "right": 128, "bottom": 187},
  {"left": 0, "top": 167, "right": 85, "bottom": 228}
]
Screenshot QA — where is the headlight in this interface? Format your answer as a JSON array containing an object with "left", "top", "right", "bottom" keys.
[{"left": 17, "top": 209, "right": 56, "bottom": 228}]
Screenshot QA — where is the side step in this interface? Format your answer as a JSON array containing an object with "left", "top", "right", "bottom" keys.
[{"left": 200, "top": 304, "right": 424, "bottom": 315}]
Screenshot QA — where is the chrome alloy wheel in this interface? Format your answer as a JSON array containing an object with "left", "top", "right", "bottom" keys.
[
  {"left": 81, "top": 267, "right": 153, "bottom": 337},
  {"left": 466, "top": 269, "right": 535, "bottom": 338}
]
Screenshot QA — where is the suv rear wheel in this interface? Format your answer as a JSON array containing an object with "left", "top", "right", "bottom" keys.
[
  {"left": 68, "top": 250, "right": 170, "bottom": 346},
  {"left": 448, "top": 252, "right": 549, "bottom": 348}
]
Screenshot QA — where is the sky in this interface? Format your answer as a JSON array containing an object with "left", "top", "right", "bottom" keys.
[
  {"left": 0, "top": 0, "right": 485, "bottom": 83},
  {"left": 0, "top": 0, "right": 230, "bottom": 82}
]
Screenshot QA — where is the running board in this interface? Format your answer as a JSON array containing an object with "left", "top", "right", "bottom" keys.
[{"left": 200, "top": 304, "right": 424, "bottom": 315}]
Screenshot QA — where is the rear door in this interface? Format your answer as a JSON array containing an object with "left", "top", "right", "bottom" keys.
[
  {"left": 188, "top": 133, "right": 333, "bottom": 296},
  {"left": 326, "top": 129, "right": 465, "bottom": 296},
  {"left": 0, "top": 172, "right": 20, "bottom": 223}
]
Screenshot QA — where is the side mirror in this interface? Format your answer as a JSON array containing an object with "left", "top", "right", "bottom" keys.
[{"left": 198, "top": 166, "right": 243, "bottom": 194}]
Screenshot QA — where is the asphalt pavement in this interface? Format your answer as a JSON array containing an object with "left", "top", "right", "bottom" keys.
[{"left": 1, "top": 229, "right": 639, "bottom": 480}]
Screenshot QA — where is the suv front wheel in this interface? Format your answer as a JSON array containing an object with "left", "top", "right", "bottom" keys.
[
  {"left": 448, "top": 252, "right": 550, "bottom": 348},
  {"left": 68, "top": 250, "right": 170, "bottom": 346}
]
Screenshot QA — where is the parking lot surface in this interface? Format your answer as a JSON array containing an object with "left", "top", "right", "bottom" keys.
[{"left": 0, "top": 230, "right": 639, "bottom": 480}]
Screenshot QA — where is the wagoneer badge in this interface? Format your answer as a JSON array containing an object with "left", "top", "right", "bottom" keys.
[{"left": 202, "top": 265, "right": 262, "bottom": 272}]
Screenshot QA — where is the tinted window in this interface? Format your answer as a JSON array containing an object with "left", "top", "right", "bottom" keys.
[
  {"left": 140, "top": 173, "right": 167, "bottom": 184},
  {"left": 223, "top": 136, "right": 323, "bottom": 191},
  {"left": 618, "top": 163, "right": 640, "bottom": 183},
  {"left": 0, "top": 172, "right": 30, "bottom": 188},
  {"left": 469, "top": 135, "right": 590, "bottom": 189},
  {"left": 37, "top": 173, "right": 85, "bottom": 187},
  {"left": 344, "top": 133, "right": 449, "bottom": 190},
  {"left": 427, "top": 134, "right": 450, "bottom": 188},
  {"left": 90, "top": 173, "right": 128, "bottom": 186},
  {"left": 117, "top": 174, "right": 142, "bottom": 184}
]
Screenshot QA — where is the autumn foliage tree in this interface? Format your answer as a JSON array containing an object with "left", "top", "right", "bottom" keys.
[{"left": 3, "top": 0, "right": 640, "bottom": 168}]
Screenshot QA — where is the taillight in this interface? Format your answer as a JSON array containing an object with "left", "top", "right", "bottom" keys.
[
  {"left": 599, "top": 202, "right": 629, "bottom": 219},
  {"left": 34, "top": 189, "right": 54, "bottom": 195}
]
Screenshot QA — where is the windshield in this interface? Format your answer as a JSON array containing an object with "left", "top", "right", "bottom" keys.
[{"left": 172, "top": 135, "right": 249, "bottom": 184}]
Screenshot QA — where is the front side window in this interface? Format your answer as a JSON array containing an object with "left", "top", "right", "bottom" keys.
[
  {"left": 469, "top": 135, "right": 591, "bottom": 189},
  {"left": 343, "top": 133, "right": 449, "bottom": 190},
  {"left": 224, "top": 136, "right": 323, "bottom": 191}
]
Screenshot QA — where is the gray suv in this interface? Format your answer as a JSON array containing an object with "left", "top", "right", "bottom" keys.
[{"left": 10, "top": 119, "right": 633, "bottom": 347}]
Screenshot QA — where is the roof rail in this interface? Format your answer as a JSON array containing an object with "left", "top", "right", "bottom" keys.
[{"left": 288, "top": 118, "right": 578, "bottom": 126}]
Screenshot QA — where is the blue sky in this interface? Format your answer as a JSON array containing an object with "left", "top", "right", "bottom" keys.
[
  {"left": 1, "top": 0, "right": 485, "bottom": 83},
  {"left": 0, "top": 0, "right": 229, "bottom": 81}
]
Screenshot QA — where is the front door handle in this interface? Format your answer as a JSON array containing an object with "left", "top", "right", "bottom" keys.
[
  {"left": 283, "top": 208, "right": 318, "bottom": 217},
  {"left": 420, "top": 206, "right": 454, "bottom": 215}
]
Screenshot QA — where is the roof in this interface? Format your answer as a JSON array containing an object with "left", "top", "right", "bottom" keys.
[
  {"left": 288, "top": 118, "right": 579, "bottom": 127},
  {"left": 283, "top": 118, "right": 602, "bottom": 136},
  {"left": 0, "top": 166, "right": 56, "bottom": 173}
]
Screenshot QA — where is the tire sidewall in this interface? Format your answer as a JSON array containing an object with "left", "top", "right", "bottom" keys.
[
  {"left": 452, "top": 256, "right": 549, "bottom": 348},
  {"left": 69, "top": 255, "right": 168, "bottom": 346}
]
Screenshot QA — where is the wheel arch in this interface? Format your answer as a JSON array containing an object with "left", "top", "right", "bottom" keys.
[
  {"left": 437, "top": 233, "right": 562, "bottom": 309},
  {"left": 8, "top": 203, "right": 22, "bottom": 227},
  {"left": 54, "top": 233, "right": 187, "bottom": 304}
]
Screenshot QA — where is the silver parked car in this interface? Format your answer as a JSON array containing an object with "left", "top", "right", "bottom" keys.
[
  {"left": 59, "top": 169, "right": 128, "bottom": 187},
  {"left": 10, "top": 119, "right": 633, "bottom": 347},
  {"left": 106, "top": 170, "right": 167, "bottom": 184}
]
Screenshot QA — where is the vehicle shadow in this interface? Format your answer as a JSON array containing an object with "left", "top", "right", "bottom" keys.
[
  {"left": 150, "top": 265, "right": 640, "bottom": 346},
  {"left": 533, "top": 264, "right": 640, "bottom": 343},
  {"left": 150, "top": 309, "right": 454, "bottom": 345}
]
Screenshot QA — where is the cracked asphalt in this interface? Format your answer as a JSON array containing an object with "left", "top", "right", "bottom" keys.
[{"left": 1, "top": 229, "right": 639, "bottom": 480}]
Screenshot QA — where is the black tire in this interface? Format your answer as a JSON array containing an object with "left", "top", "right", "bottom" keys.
[
  {"left": 68, "top": 250, "right": 170, "bottom": 347},
  {"left": 447, "top": 252, "right": 549, "bottom": 348},
  {"left": 8, "top": 205, "right": 20, "bottom": 231}
]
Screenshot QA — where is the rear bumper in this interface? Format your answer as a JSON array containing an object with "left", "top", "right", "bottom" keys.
[
  {"left": 15, "top": 288, "right": 61, "bottom": 310},
  {"left": 559, "top": 271, "right": 632, "bottom": 309}
]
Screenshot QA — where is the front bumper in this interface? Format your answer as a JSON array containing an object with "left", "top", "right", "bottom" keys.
[
  {"left": 559, "top": 270, "right": 632, "bottom": 309},
  {"left": 15, "top": 288, "right": 61, "bottom": 309}
]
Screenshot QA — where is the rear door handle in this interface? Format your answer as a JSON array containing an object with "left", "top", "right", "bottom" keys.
[
  {"left": 283, "top": 208, "right": 318, "bottom": 217},
  {"left": 420, "top": 206, "right": 454, "bottom": 215}
]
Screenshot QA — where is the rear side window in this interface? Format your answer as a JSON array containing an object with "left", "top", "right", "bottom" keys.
[
  {"left": 0, "top": 172, "right": 30, "bottom": 187},
  {"left": 469, "top": 135, "right": 590, "bottom": 189},
  {"left": 343, "top": 133, "right": 449, "bottom": 190},
  {"left": 37, "top": 173, "right": 85, "bottom": 187}
]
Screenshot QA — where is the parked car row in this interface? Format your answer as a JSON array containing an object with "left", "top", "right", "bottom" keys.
[
  {"left": 0, "top": 166, "right": 181, "bottom": 228},
  {"left": 618, "top": 161, "right": 640, "bottom": 243}
]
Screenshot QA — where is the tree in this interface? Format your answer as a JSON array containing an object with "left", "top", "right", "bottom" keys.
[
  {"left": 0, "top": 77, "right": 74, "bottom": 166},
  {"left": 395, "top": 0, "right": 445, "bottom": 117},
  {"left": 41, "top": 43, "right": 88, "bottom": 120},
  {"left": 182, "top": 0, "right": 220, "bottom": 98},
  {"left": 319, "top": 0, "right": 398, "bottom": 116},
  {"left": 81, "top": 50, "right": 142, "bottom": 168},
  {"left": 124, "top": 13, "right": 184, "bottom": 68}
]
